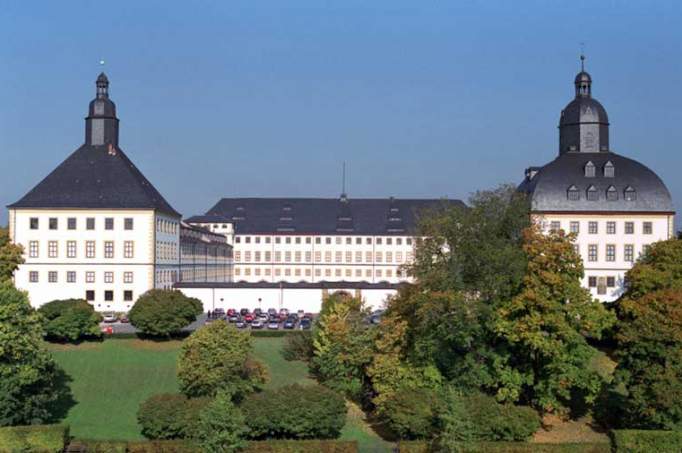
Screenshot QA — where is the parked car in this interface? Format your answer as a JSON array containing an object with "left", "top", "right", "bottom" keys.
[
  {"left": 228, "top": 314, "right": 240, "bottom": 323},
  {"left": 240, "top": 308, "right": 250, "bottom": 316},
  {"left": 300, "top": 319, "right": 311, "bottom": 330},
  {"left": 244, "top": 313, "right": 255, "bottom": 323},
  {"left": 236, "top": 321, "right": 247, "bottom": 329},
  {"left": 213, "top": 308, "right": 226, "bottom": 318},
  {"left": 227, "top": 308, "right": 237, "bottom": 316},
  {"left": 251, "top": 320, "right": 264, "bottom": 329},
  {"left": 254, "top": 308, "right": 262, "bottom": 316},
  {"left": 279, "top": 308, "right": 290, "bottom": 316},
  {"left": 119, "top": 314, "right": 129, "bottom": 323},
  {"left": 102, "top": 312, "right": 118, "bottom": 323},
  {"left": 267, "top": 320, "right": 280, "bottom": 330},
  {"left": 283, "top": 317, "right": 297, "bottom": 329},
  {"left": 257, "top": 313, "right": 269, "bottom": 323},
  {"left": 297, "top": 309, "right": 305, "bottom": 319},
  {"left": 278, "top": 312, "right": 288, "bottom": 322},
  {"left": 304, "top": 313, "right": 314, "bottom": 320},
  {"left": 267, "top": 308, "right": 278, "bottom": 317}
]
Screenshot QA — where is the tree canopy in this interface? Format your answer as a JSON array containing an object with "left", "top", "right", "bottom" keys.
[
  {"left": 0, "top": 228, "right": 23, "bottom": 284},
  {"left": 128, "top": 289, "right": 203, "bottom": 337}
]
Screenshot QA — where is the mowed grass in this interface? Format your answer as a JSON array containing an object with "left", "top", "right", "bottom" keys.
[{"left": 49, "top": 335, "right": 391, "bottom": 450}]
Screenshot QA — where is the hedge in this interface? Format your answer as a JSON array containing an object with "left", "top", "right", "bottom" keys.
[
  {"left": 611, "top": 430, "right": 682, "bottom": 453},
  {"left": 244, "top": 440, "right": 358, "bottom": 452},
  {"left": 398, "top": 441, "right": 610, "bottom": 453},
  {"left": 71, "top": 440, "right": 356, "bottom": 452},
  {"left": 0, "top": 424, "right": 69, "bottom": 453}
]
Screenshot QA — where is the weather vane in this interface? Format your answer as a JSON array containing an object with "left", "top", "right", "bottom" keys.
[{"left": 579, "top": 42, "right": 586, "bottom": 71}]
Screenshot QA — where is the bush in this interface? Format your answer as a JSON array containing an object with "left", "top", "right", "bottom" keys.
[
  {"left": 244, "top": 440, "right": 358, "bottom": 452},
  {"left": 430, "top": 443, "right": 610, "bottom": 453},
  {"left": 137, "top": 393, "right": 210, "bottom": 440},
  {"left": 129, "top": 290, "right": 203, "bottom": 337},
  {"left": 611, "top": 430, "right": 682, "bottom": 453},
  {"left": 39, "top": 299, "right": 102, "bottom": 341},
  {"left": 178, "top": 322, "right": 267, "bottom": 398},
  {"left": 379, "top": 386, "right": 443, "bottom": 439},
  {"left": 440, "top": 391, "right": 540, "bottom": 444},
  {"left": 0, "top": 424, "right": 69, "bottom": 453},
  {"left": 196, "top": 391, "right": 248, "bottom": 452},
  {"left": 242, "top": 383, "right": 346, "bottom": 439},
  {"left": 281, "top": 330, "right": 314, "bottom": 361},
  {"left": 126, "top": 440, "right": 199, "bottom": 453}
]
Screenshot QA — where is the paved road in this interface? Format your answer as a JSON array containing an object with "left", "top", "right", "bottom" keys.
[{"left": 100, "top": 313, "right": 209, "bottom": 334}]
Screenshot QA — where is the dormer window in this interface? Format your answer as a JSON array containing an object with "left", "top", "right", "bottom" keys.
[
  {"left": 584, "top": 161, "right": 595, "bottom": 178},
  {"left": 604, "top": 161, "right": 615, "bottom": 178},
  {"left": 606, "top": 185, "right": 618, "bottom": 201},
  {"left": 624, "top": 186, "right": 637, "bottom": 201},
  {"left": 567, "top": 185, "right": 580, "bottom": 201},
  {"left": 586, "top": 185, "right": 598, "bottom": 201}
]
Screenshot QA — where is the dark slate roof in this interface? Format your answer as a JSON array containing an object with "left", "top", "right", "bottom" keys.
[
  {"left": 186, "top": 197, "right": 464, "bottom": 235},
  {"left": 519, "top": 151, "right": 674, "bottom": 213},
  {"left": 8, "top": 144, "right": 180, "bottom": 217}
]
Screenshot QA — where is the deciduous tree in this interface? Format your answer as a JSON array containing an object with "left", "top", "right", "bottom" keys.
[{"left": 0, "top": 227, "right": 23, "bottom": 283}]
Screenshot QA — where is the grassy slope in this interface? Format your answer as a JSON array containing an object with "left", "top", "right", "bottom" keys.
[{"left": 49, "top": 336, "right": 391, "bottom": 450}]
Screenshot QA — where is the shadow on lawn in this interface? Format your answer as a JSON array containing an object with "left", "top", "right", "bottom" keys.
[{"left": 47, "top": 366, "right": 77, "bottom": 423}]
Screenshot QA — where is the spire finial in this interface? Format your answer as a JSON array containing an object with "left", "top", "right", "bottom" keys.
[
  {"left": 580, "top": 42, "right": 586, "bottom": 72},
  {"left": 340, "top": 162, "right": 347, "bottom": 200}
]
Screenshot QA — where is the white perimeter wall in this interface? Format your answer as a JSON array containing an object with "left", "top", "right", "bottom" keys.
[{"left": 178, "top": 287, "right": 395, "bottom": 313}]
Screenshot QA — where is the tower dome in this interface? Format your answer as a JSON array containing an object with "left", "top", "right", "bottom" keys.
[{"left": 559, "top": 56, "right": 609, "bottom": 154}]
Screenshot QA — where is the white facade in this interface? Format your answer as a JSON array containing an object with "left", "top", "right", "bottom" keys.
[
  {"left": 535, "top": 213, "right": 674, "bottom": 302},
  {"left": 9, "top": 208, "right": 180, "bottom": 311}
]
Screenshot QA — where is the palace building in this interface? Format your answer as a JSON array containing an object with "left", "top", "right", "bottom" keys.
[
  {"left": 7, "top": 74, "right": 231, "bottom": 311},
  {"left": 519, "top": 60, "right": 674, "bottom": 301}
]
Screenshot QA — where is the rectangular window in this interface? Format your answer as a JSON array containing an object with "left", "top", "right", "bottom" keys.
[
  {"left": 406, "top": 238, "right": 413, "bottom": 246},
  {"left": 104, "top": 241, "right": 114, "bottom": 259},
  {"left": 104, "top": 272, "right": 114, "bottom": 283},
  {"left": 86, "top": 271, "right": 95, "bottom": 283},
  {"left": 124, "top": 218, "right": 134, "bottom": 230},
  {"left": 275, "top": 251, "right": 282, "bottom": 262},
  {"left": 86, "top": 241, "right": 95, "bottom": 258},
  {"left": 305, "top": 251, "right": 312, "bottom": 262},
  {"left": 345, "top": 251, "right": 352, "bottom": 263},
  {"left": 30, "top": 217, "right": 39, "bottom": 229},
  {"left": 606, "top": 244, "right": 616, "bottom": 262},
  {"left": 284, "top": 251, "right": 291, "bottom": 262},
  {"left": 295, "top": 251, "right": 301, "bottom": 262},
  {"left": 48, "top": 271, "right": 58, "bottom": 283},
  {"left": 86, "top": 290, "right": 95, "bottom": 301},
  {"left": 124, "top": 241, "right": 134, "bottom": 258},
  {"left": 104, "top": 291, "right": 114, "bottom": 302},
  {"left": 124, "top": 290, "right": 133, "bottom": 302},
  {"left": 104, "top": 218, "right": 114, "bottom": 230},
  {"left": 67, "top": 241, "right": 77, "bottom": 258},
  {"left": 264, "top": 251, "right": 271, "bottom": 262},
  {"left": 67, "top": 271, "right": 76, "bottom": 283},
  {"left": 266, "top": 237, "right": 272, "bottom": 244},
  {"left": 386, "top": 251, "right": 393, "bottom": 263},
  {"left": 314, "top": 251, "right": 321, "bottom": 263},
  {"left": 588, "top": 244, "right": 598, "bottom": 262},
  {"left": 625, "top": 222, "right": 634, "bottom": 234},
  {"left": 569, "top": 221, "right": 580, "bottom": 234},
  {"left": 29, "top": 241, "right": 39, "bottom": 258},
  {"left": 234, "top": 251, "right": 241, "bottom": 262},
  {"left": 588, "top": 276, "right": 597, "bottom": 287},
  {"left": 643, "top": 222, "right": 653, "bottom": 235},
  {"left": 86, "top": 217, "right": 95, "bottom": 230},
  {"left": 366, "top": 251, "right": 372, "bottom": 262},
  {"left": 588, "top": 221, "right": 598, "bottom": 234},
  {"left": 355, "top": 251, "right": 362, "bottom": 263},
  {"left": 325, "top": 251, "right": 332, "bottom": 263},
  {"left": 396, "top": 251, "right": 403, "bottom": 262},
  {"left": 295, "top": 237, "right": 301, "bottom": 244},
  {"left": 124, "top": 272, "right": 134, "bottom": 283},
  {"left": 29, "top": 271, "right": 39, "bottom": 282},
  {"left": 48, "top": 241, "right": 58, "bottom": 258},
  {"left": 624, "top": 244, "right": 634, "bottom": 263},
  {"left": 550, "top": 221, "right": 561, "bottom": 232},
  {"left": 606, "top": 276, "right": 616, "bottom": 288},
  {"left": 376, "top": 252, "right": 383, "bottom": 263},
  {"left": 49, "top": 218, "right": 58, "bottom": 230},
  {"left": 606, "top": 221, "right": 616, "bottom": 234},
  {"left": 255, "top": 237, "right": 261, "bottom": 244},
  {"left": 315, "top": 237, "right": 321, "bottom": 244},
  {"left": 68, "top": 217, "right": 77, "bottom": 230},
  {"left": 335, "top": 251, "right": 342, "bottom": 263}
]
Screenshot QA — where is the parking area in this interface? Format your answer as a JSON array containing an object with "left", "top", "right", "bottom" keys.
[{"left": 207, "top": 308, "right": 314, "bottom": 331}]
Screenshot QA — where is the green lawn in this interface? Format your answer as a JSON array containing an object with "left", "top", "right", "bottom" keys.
[{"left": 49, "top": 335, "right": 392, "bottom": 450}]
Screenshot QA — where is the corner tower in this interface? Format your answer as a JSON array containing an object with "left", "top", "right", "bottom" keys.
[{"left": 85, "top": 73, "right": 119, "bottom": 146}]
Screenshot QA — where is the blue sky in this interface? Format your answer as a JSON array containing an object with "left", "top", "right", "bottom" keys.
[{"left": 2, "top": 1, "right": 681, "bottom": 225}]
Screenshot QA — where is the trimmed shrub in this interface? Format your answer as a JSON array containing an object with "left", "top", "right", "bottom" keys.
[
  {"left": 281, "top": 330, "right": 314, "bottom": 361},
  {"left": 0, "top": 424, "right": 69, "bottom": 453},
  {"left": 244, "top": 440, "right": 358, "bottom": 452},
  {"left": 137, "top": 393, "right": 210, "bottom": 440},
  {"left": 126, "top": 440, "right": 199, "bottom": 453},
  {"left": 69, "top": 440, "right": 127, "bottom": 453},
  {"left": 242, "top": 383, "right": 346, "bottom": 439},
  {"left": 379, "top": 387, "right": 443, "bottom": 439},
  {"left": 611, "top": 429, "right": 682, "bottom": 453},
  {"left": 178, "top": 322, "right": 267, "bottom": 399},
  {"left": 429, "top": 443, "right": 610, "bottom": 453},
  {"left": 440, "top": 391, "right": 541, "bottom": 444},
  {"left": 129, "top": 290, "right": 203, "bottom": 337},
  {"left": 195, "top": 391, "right": 248, "bottom": 452},
  {"left": 39, "top": 299, "right": 102, "bottom": 341}
]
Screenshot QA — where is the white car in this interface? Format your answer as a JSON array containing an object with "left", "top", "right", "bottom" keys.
[
  {"left": 267, "top": 320, "right": 280, "bottom": 330},
  {"left": 102, "top": 312, "right": 118, "bottom": 323}
]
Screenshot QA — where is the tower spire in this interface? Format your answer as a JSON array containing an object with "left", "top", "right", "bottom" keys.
[
  {"left": 340, "top": 162, "right": 348, "bottom": 201},
  {"left": 85, "top": 73, "right": 119, "bottom": 146}
]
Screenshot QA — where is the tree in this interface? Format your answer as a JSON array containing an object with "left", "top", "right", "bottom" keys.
[
  {"left": 241, "top": 384, "right": 347, "bottom": 439},
  {"left": 137, "top": 393, "right": 209, "bottom": 440},
  {"left": 177, "top": 322, "right": 267, "bottom": 399},
  {"left": 0, "top": 282, "right": 68, "bottom": 426},
  {"left": 195, "top": 391, "right": 248, "bottom": 453},
  {"left": 128, "top": 289, "right": 203, "bottom": 337},
  {"left": 495, "top": 225, "right": 615, "bottom": 413},
  {"left": 0, "top": 227, "right": 23, "bottom": 283},
  {"left": 39, "top": 299, "right": 102, "bottom": 342},
  {"left": 611, "top": 239, "right": 682, "bottom": 429},
  {"left": 311, "top": 292, "right": 376, "bottom": 400}
]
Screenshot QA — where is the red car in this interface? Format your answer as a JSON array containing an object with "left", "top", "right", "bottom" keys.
[
  {"left": 227, "top": 308, "right": 236, "bottom": 316},
  {"left": 244, "top": 313, "right": 255, "bottom": 323}
]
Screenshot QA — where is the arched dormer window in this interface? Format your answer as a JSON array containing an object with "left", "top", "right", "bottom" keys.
[
  {"left": 606, "top": 185, "right": 618, "bottom": 201},
  {"left": 567, "top": 185, "right": 580, "bottom": 201},
  {"left": 624, "top": 186, "right": 637, "bottom": 201},
  {"left": 586, "top": 185, "right": 598, "bottom": 201},
  {"left": 584, "top": 161, "right": 596, "bottom": 178},
  {"left": 604, "top": 161, "right": 615, "bottom": 177}
]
